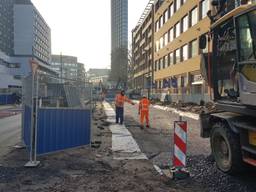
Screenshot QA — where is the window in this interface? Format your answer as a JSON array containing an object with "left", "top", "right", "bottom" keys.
[
  {"left": 169, "top": 28, "right": 174, "bottom": 42},
  {"left": 169, "top": 3, "right": 174, "bottom": 18},
  {"left": 163, "top": 11, "right": 166, "bottom": 24},
  {"left": 165, "top": 55, "right": 168, "bottom": 67},
  {"left": 190, "top": 7, "right": 198, "bottom": 27},
  {"left": 155, "top": 21, "right": 159, "bottom": 32},
  {"left": 160, "top": 58, "right": 163, "bottom": 69},
  {"left": 164, "top": 9, "right": 168, "bottom": 23},
  {"left": 169, "top": 52, "right": 174, "bottom": 65},
  {"left": 201, "top": 0, "right": 210, "bottom": 19},
  {"left": 163, "top": 57, "right": 166, "bottom": 69},
  {"left": 180, "top": 76, "right": 186, "bottom": 88},
  {"left": 189, "top": 39, "right": 198, "bottom": 58},
  {"left": 155, "top": 61, "right": 158, "bottom": 71},
  {"left": 182, "top": 15, "right": 188, "bottom": 33},
  {"left": 175, "top": 49, "right": 181, "bottom": 63},
  {"left": 159, "top": 16, "right": 163, "bottom": 28},
  {"left": 14, "top": 75, "right": 22, "bottom": 80},
  {"left": 176, "top": 0, "right": 181, "bottom": 11},
  {"left": 174, "top": 49, "right": 181, "bottom": 64},
  {"left": 181, "top": 44, "right": 188, "bottom": 61},
  {"left": 156, "top": 40, "right": 159, "bottom": 52},
  {"left": 215, "top": 19, "right": 239, "bottom": 96},
  {"left": 164, "top": 33, "right": 168, "bottom": 45},
  {"left": 174, "top": 22, "right": 180, "bottom": 38},
  {"left": 237, "top": 12, "right": 256, "bottom": 62},
  {"left": 158, "top": 59, "right": 161, "bottom": 70},
  {"left": 160, "top": 37, "right": 164, "bottom": 49},
  {"left": 7, "top": 63, "right": 20, "bottom": 68},
  {"left": 203, "top": 34, "right": 208, "bottom": 53}
]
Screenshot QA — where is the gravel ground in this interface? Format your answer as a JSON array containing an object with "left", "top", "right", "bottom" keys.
[
  {"left": 122, "top": 102, "right": 256, "bottom": 192},
  {"left": 1, "top": 102, "right": 255, "bottom": 192},
  {"left": 0, "top": 103, "right": 189, "bottom": 192}
]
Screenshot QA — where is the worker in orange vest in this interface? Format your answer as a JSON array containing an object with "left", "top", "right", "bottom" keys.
[
  {"left": 138, "top": 95, "right": 150, "bottom": 129},
  {"left": 115, "top": 90, "right": 134, "bottom": 125}
]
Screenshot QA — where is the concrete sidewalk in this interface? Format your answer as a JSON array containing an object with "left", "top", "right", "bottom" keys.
[
  {"left": 0, "top": 105, "right": 15, "bottom": 110},
  {"left": 103, "top": 101, "right": 147, "bottom": 160}
]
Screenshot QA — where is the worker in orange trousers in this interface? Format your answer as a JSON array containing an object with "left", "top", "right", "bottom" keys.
[
  {"left": 138, "top": 95, "right": 150, "bottom": 129},
  {"left": 115, "top": 90, "right": 134, "bottom": 125}
]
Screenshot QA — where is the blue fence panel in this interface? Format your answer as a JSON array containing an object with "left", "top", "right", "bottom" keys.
[
  {"left": 0, "top": 95, "right": 7, "bottom": 105},
  {"left": 0, "top": 94, "right": 16, "bottom": 105},
  {"left": 7, "top": 95, "right": 15, "bottom": 104},
  {"left": 37, "top": 108, "right": 91, "bottom": 155},
  {"left": 23, "top": 105, "right": 32, "bottom": 151}
]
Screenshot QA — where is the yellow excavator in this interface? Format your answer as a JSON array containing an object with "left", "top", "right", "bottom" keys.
[{"left": 200, "top": 1, "right": 256, "bottom": 174}]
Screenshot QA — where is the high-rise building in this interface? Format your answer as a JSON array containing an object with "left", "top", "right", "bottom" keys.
[
  {"left": 110, "top": 0, "right": 128, "bottom": 85},
  {"left": 0, "top": 0, "right": 52, "bottom": 90},
  {"left": 0, "top": 0, "right": 15, "bottom": 57},
  {"left": 14, "top": 0, "right": 51, "bottom": 66},
  {"left": 0, "top": 0, "right": 20, "bottom": 90}
]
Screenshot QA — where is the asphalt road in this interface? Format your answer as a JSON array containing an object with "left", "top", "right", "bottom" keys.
[
  {"left": 123, "top": 103, "right": 211, "bottom": 160},
  {"left": 122, "top": 103, "right": 256, "bottom": 192},
  {"left": 0, "top": 114, "right": 21, "bottom": 157}
]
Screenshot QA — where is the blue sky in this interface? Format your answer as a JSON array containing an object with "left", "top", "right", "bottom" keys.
[{"left": 32, "top": 0, "right": 149, "bottom": 70}]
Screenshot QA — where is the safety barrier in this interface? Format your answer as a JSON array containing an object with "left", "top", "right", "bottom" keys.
[
  {"left": 37, "top": 108, "right": 91, "bottom": 155},
  {"left": 173, "top": 120, "right": 187, "bottom": 167},
  {"left": 22, "top": 63, "right": 92, "bottom": 167},
  {"left": 172, "top": 119, "right": 190, "bottom": 179},
  {"left": 0, "top": 94, "right": 15, "bottom": 105}
]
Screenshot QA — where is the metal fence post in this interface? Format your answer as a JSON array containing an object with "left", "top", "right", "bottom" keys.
[
  {"left": 25, "top": 68, "right": 40, "bottom": 167},
  {"left": 90, "top": 83, "right": 93, "bottom": 146}
]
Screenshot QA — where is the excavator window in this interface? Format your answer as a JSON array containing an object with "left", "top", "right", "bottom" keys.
[
  {"left": 236, "top": 10, "right": 256, "bottom": 82},
  {"left": 214, "top": 18, "right": 238, "bottom": 99}
]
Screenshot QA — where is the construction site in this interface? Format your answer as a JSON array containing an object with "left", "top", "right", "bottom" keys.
[{"left": 1, "top": 0, "right": 256, "bottom": 192}]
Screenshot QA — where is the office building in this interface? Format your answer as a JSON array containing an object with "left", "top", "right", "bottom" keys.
[
  {"left": 87, "top": 68, "right": 110, "bottom": 86},
  {"left": 110, "top": 0, "right": 128, "bottom": 85},
  {"left": 153, "top": 0, "right": 211, "bottom": 103},
  {"left": 131, "top": 0, "right": 254, "bottom": 103},
  {"left": 131, "top": 0, "right": 155, "bottom": 96},
  {"left": 0, "top": 0, "right": 52, "bottom": 90},
  {"left": 0, "top": 0, "right": 20, "bottom": 90},
  {"left": 13, "top": 0, "right": 52, "bottom": 68},
  {"left": 51, "top": 55, "right": 85, "bottom": 81},
  {"left": 77, "top": 63, "right": 86, "bottom": 82}
]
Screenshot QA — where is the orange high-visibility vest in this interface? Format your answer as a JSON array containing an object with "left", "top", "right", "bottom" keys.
[
  {"left": 139, "top": 98, "right": 150, "bottom": 112},
  {"left": 115, "top": 94, "right": 131, "bottom": 107}
]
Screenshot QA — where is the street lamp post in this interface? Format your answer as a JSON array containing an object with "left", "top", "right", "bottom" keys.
[{"left": 144, "top": 47, "right": 151, "bottom": 99}]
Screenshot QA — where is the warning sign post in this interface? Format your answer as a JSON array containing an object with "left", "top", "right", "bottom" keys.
[{"left": 171, "top": 116, "right": 190, "bottom": 179}]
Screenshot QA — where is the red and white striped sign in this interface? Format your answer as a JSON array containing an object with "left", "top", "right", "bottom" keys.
[{"left": 173, "top": 121, "right": 187, "bottom": 168}]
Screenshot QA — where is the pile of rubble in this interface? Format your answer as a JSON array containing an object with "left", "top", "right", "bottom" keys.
[{"left": 150, "top": 99, "right": 216, "bottom": 114}]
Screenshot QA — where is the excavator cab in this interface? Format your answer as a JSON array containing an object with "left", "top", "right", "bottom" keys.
[
  {"left": 200, "top": 4, "right": 256, "bottom": 107},
  {"left": 199, "top": 3, "right": 256, "bottom": 174}
]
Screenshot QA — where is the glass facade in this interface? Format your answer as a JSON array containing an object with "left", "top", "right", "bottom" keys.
[
  {"left": 0, "top": 0, "right": 14, "bottom": 56},
  {"left": 111, "top": 0, "right": 128, "bottom": 82}
]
